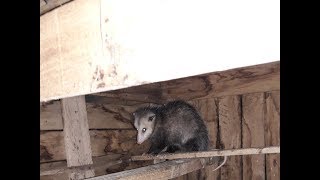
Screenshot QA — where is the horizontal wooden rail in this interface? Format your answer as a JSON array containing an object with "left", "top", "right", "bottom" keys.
[{"left": 131, "top": 146, "right": 280, "bottom": 161}]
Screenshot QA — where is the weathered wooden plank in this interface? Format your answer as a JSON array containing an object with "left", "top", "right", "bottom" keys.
[
  {"left": 188, "top": 98, "right": 219, "bottom": 180},
  {"left": 85, "top": 95, "right": 146, "bottom": 106},
  {"left": 265, "top": 91, "right": 280, "bottom": 180},
  {"left": 40, "top": 0, "right": 279, "bottom": 102},
  {"left": 87, "top": 158, "right": 211, "bottom": 180},
  {"left": 40, "top": 130, "right": 150, "bottom": 163},
  {"left": 40, "top": 0, "right": 73, "bottom": 15},
  {"left": 85, "top": 62, "right": 279, "bottom": 106},
  {"left": 86, "top": 103, "right": 136, "bottom": 130},
  {"left": 62, "top": 96, "right": 95, "bottom": 179},
  {"left": 41, "top": 100, "right": 63, "bottom": 130},
  {"left": 242, "top": 93, "right": 265, "bottom": 180},
  {"left": 162, "top": 61, "right": 279, "bottom": 101},
  {"left": 131, "top": 147, "right": 279, "bottom": 161},
  {"left": 40, "top": 101, "right": 152, "bottom": 130},
  {"left": 93, "top": 83, "right": 163, "bottom": 104},
  {"left": 218, "top": 96, "right": 242, "bottom": 180},
  {"left": 41, "top": 131, "right": 65, "bottom": 162},
  {"left": 41, "top": 154, "right": 121, "bottom": 177}
]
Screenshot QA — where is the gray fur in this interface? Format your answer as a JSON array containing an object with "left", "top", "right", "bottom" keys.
[{"left": 133, "top": 100, "right": 209, "bottom": 154}]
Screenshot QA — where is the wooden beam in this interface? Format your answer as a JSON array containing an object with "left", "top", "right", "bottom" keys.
[
  {"left": 40, "top": 0, "right": 279, "bottom": 102},
  {"left": 87, "top": 158, "right": 213, "bottom": 180},
  {"left": 161, "top": 61, "right": 280, "bottom": 101},
  {"left": 40, "top": 0, "right": 73, "bottom": 15},
  {"left": 131, "top": 146, "right": 280, "bottom": 161},
  {"left": 62, "top": 96, "right": 95, "bottom": 179},
  {"left": 85, "top": 61, "right": 279, "bottom": 104}
]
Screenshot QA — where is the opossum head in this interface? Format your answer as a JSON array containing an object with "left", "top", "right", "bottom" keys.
[{"left": 133, "top": 109, "right": 156, "bottom": 144}]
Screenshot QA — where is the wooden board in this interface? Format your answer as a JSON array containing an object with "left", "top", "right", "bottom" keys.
[
  {"left": 41, "top": 100, "right": 64, "bottom": 130},
  {"left": 41, "top": 154, "right": 122, "bottom": 179},
  {"left": 40, "top": 100, "right": 152, "bottom": 130},
  {"left": 40, "top": 0, "right": 279, "bottom": 102},
  {"left": 87, "top": 61, "right": 279, "bottom": 104},
  {"left": 87, "top": 158, "right": 211, "bottom": 180},
  {"left": 265, "top": 91, "right": 280, "bottom": 180},
  {"left": 161, "top": 61, "right": 279, "bottom": 101},
  {"left": 218, "top": 96, "right": 242, "bottom": 180},
  {"left": 40, "top": 130, "right": 150, "bottom": 163},
  {"left": 41, "top": 131, "right": 65, "bottom": 162},
  {"left": 61, "top": 96, "right": 95, "bottom": 178},
  {"left": 242, "top": 93, "right": 265, "bottom": 180}
]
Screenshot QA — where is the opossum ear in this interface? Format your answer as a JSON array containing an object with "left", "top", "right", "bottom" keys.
[{"left": 148, "top": 115, "right": 155, "bottom": 121}]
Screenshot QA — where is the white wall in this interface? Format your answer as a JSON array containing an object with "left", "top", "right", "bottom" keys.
[{"left": 106, "top": 0, "right": 280, "bottom": 82}]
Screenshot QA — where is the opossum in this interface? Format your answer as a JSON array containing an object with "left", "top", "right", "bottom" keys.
[{"left": 132, "top": 100, "right": 209, "bottom": 154}]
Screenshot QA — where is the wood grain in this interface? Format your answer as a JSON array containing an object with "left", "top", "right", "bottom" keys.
[
  {"left": 187, "top": 98, "right": 220, "bottom": 180},
  {"left": 242, "top": 93, "right": 266, "bottom": 180},
  {"left": 41, "top": 100, "right": 63, "bottom": 130},
  {"left": 40, "top": 130, "right": 150, "bottom": 163},
  {"left": 40, "top": 101, "right": 152, "bottom": 130},
  {"left": 41, "top": 131, "right": 65, "bottom": 162},
  {"left": 162, "top": 61, "right": 279, "bottom": 101},
  {"left": 41, "top": 154, "right": 121, "bottom": 177},
  {"left": 218, "top": 96, "right": 242, "bottom": 180},
  {"left": 265, "top": 91, "right": 280, "bottom": 180},
  {"left": 131, "top": 147, "right": 279, "bottom": 161},
  {"left": 87, "top": 158, "right": 211, "bottom": 180},
  {"left": 62, "top": 96, "right": 94, "bottom": 178}
]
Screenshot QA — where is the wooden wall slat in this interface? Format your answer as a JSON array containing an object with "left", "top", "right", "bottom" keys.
[
  {"left": 40, "top": 101, "right": 63, "bottom": 130},
  {"left": 40, "top": 101, "right": 153, "bottom": 130},
  {"left": 265, "top": 91, "right": 280, "bottom": 180},
  {"left": 40, "top": 130, "right": 150, "bottom": 163},
  {"left": 242, "top": 93, "right": 266, "bottom": 180},
  {"left": 41, "top": 91, "right": 280, "bottom": 179},
  {"left": 219, "top": 96, "right": 242, "bottom": 180}
]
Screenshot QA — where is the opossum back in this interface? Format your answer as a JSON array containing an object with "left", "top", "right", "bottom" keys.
[{"left": 160, "top": 101, "right": 207, "bottom": 144}]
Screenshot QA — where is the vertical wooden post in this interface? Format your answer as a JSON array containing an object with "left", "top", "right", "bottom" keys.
[
  {"left": 242, "top": 93, "right": 265, "bottom": 180},
  {"left": 265, "top": 91, "right": 280, "bottom": 180},
  {"left": 219, "top": 96, "right": 242, "bottom": 180},
  {"left": 61, "top": 96, "right": 95, "bottom": 179}
]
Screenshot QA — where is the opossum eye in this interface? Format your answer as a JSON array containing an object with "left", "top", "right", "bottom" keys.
[
  {"left": 148, "top": 115, "right": 155, "bottom": 121},
  {"left": 142, "top": 128, "right": 146, "bottom": 132}
]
